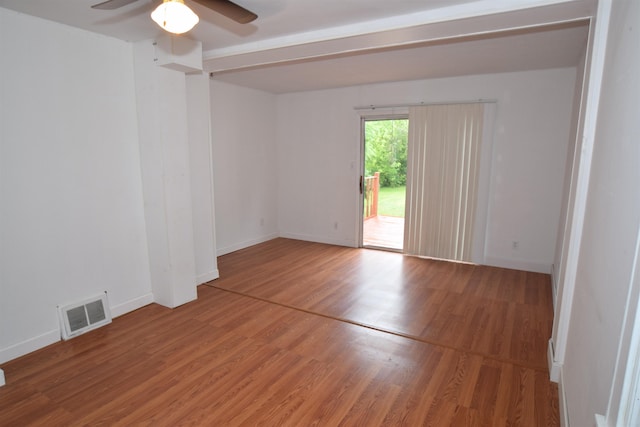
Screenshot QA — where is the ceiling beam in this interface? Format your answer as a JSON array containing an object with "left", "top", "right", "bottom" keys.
[{"left": 203, "top": 0, "right": 595, "bottom": 74}]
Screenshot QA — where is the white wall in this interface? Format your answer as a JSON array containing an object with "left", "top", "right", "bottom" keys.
[
  {"left": 0, "top": 9, "right": 219, "bottom": 364},
  {"left": 562, "top": 0, "right": 640, "bottom": 425},
  {"left": 276, "top": 88, "right": 362, "bottom": 247},
  {"left": 186, "top": 73, "right": 219, "bottom": 284},
  {"left": 0, "top": 9, "right": 153, "bottom": 362},
  {"left": 553, "top": 49, "right": 587, "bottom": 304},
  {"left": 275, "top": 68, "right": 576, "bottom": 272},
  {"left": 210, "top": 81, "right": 279, "bottom": 255},
  {"left": 132, "top": 40, "right": 197, "bottom": 308}
]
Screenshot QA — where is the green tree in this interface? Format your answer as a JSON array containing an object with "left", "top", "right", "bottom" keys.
[{"left": 364, "top": 119, "right": 408, "bottom": 187}]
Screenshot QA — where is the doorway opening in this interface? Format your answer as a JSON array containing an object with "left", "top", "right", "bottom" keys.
[{"left": 361, "top": 117, "right": 408, "bottom": 251}]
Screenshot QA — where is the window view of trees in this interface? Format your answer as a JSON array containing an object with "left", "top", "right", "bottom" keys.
[
  {"left": 364, "top": 119, "right": 408, "bottom": 187},
  {"left": 364, "top": 119, "right": 408, "bottom": 218}
]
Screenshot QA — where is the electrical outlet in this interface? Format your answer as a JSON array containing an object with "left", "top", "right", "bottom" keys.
[
  {"left": 512, "top": 241, "right": 519, "bottom": 250},
  {"left": 334, "top": 222, "right": 338, "bottom": 230}
]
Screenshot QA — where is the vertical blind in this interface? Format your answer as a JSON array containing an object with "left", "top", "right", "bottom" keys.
[{"left": 404, "top": 103, "right": 484, "bottom": 262}]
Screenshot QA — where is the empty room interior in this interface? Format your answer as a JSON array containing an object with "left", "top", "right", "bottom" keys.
[{"left": 1, "top": 0, "right": 639, "bottom": 426}]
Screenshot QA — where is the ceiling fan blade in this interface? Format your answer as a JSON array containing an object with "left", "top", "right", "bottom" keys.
[
  {"left": 190, "top": 0, "right": 257, "bottom": 24},
  {"left": 91, "top": 0, "right": 139, "bottom": 10}
]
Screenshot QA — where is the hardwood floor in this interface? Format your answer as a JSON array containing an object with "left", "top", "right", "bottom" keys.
[{"left": 0, "top": 238, "right": 558, "bottom": 426}]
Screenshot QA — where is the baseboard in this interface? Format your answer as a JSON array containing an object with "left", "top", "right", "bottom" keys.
[
  {"left": 483, "top": 256, "right": 551, "bottom": 274},
  {"left": 559, "top": 369, "right": 570, "bottom": 427},
  {"left": 110, "top": 292, "right": 154, "bottom": 318},
  {"left": 0, "top": 329, "right": 60, "bottom": 365},
  {"left": 215, "top": 233, "right": 358, "bottom": 256},
  {"left": 0, "top": 292, "right": 156, "bottom": 365},
  {"left": 197, "top": 269, "right": 219, "bottom": 285},
  {"left": 216, "top": 233, "right": 279, "bottom": 256},
  {"left": 278, "top": 232, "right": 357, "bottom": 249},
  {"left": 548, "top": 339, "right": 561, "bottom": 382},
  {"left": 0, "top": 368, "right": 5, "bottom": 387}
]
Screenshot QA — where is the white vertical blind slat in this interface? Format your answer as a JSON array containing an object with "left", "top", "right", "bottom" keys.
[{"left": 404, "top": 103, "right": 484, "bottom": 262}]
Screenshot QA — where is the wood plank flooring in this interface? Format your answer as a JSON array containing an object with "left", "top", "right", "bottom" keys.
[{"left": 0, "top": 238, "right": 558, "bottom": 426}]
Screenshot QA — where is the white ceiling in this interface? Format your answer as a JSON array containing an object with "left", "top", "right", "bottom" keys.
[
  {"left": 211, "top": 21, "right": 589, "bottom": 93},
  {"left": 0, "top": 0, "right": 479, "bottom": 50},
  {"left": 0, "top": 0, "right": 593, "bottom": 93}
]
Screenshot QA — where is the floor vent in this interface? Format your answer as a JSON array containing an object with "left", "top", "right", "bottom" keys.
[{"left": 58, "top": 292, "right": 112, "bottom": 340}]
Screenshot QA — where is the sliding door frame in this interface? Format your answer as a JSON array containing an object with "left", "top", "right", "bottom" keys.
[
  {"left": 358, "top": 110, "right": 408, "bottom": 249},
  {"left": 355, "top": 103, "right": 494, "bottom": 262}
]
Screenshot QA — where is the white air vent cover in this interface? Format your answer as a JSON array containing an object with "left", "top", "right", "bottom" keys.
[{"left": 58, "top": 292, "right": 112, "bottom": 340}]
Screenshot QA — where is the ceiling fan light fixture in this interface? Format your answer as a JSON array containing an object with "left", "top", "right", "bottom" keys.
[{"left": 151, "top": 0, "right": 199, "bottom": 34}]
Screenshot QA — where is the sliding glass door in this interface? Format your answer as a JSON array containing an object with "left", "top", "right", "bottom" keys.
[
  {"left": 361, "top": 117, "right": 408, "bottom": 251},
  {"left": 359, "top": 103, "right": 492, "bottom": 263}
]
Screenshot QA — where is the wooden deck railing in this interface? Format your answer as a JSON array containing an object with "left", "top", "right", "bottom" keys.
[{"left": 364, "top": 172, "right": 380, "bottom": 220}]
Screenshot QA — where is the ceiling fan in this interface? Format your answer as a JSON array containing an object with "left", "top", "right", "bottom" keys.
[{"left": 91, "top": 0, "right": 257, "bottom": 34}]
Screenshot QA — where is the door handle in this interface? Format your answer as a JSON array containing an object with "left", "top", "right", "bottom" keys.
[{"left": 359, "top": 176, "right": 363, "bottom": 194}]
